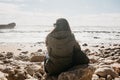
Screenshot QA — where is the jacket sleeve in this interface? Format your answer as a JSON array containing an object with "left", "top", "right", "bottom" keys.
[{"left": 73, "top": 42, "right": 89, "bottom": 65}]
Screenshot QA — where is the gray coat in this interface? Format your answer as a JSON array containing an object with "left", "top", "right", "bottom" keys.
[{"left": 44, "top": 31, "right": 89, "bottom": 75}]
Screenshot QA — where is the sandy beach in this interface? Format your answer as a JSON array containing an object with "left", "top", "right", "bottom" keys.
[{"left": 0, "top": 42, "right": 120, "bottom": 80}]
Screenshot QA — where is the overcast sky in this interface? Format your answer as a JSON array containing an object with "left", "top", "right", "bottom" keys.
[{"left": 0, "top": 0, "right": 120, "bottom": 26}]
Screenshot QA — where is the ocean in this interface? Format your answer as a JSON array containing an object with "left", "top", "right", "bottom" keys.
[{"left": 0, "top": 25, "right": 120, "bottom": 44}]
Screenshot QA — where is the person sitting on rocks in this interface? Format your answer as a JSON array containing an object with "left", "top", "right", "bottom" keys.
[{"left": 44, "top": 18, "right": 89, "bottom": 76}]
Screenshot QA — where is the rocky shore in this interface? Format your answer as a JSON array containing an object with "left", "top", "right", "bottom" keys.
[{"left": 0, "top": 42, "right": 120, "bottom": 80}]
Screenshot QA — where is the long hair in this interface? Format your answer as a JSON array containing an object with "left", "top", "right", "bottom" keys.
[{"left": 51, "top": 18, "right": 72, "bottom": 33}]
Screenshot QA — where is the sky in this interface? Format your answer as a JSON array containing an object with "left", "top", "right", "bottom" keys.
[{"left": 0, "top": 0, "right": 120, "bottom": 26}]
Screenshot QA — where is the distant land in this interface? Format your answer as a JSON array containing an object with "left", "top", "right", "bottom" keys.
[{"left": 0, "top": 22, "right": 16, "bottom": 29}]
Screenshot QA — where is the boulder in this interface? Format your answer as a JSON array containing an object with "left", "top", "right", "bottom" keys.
[
  {"left": 58, "top": 65, "right": 95, "bottom": 80},
  {"left": 94, "top": 65, "right": 119, "bottom": 79}
]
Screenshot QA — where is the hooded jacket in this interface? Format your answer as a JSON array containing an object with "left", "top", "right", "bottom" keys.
[{"left": 44, "top": 18, "right": 89, "bottom": 75}]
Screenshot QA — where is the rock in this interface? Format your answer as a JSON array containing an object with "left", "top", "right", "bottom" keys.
[
  {"left": 100, "top": 46, "right": 105, "bottom": 48},
  {"left": 114, "top": 78, "right": 120, "bottom": 80},
  {"left": 82, "top": 43, "right": 88, "bottom": 46},
  {"left": 84, "top": 49, "right": 91, "bottom": 54},
  {"left": 6, "top": 68, "right": 27, "bottom": 80},
  {"left": 0, "top": 65, "right": 5, "bottom": 71},
  {"left": 0, "top": 71, "right": 7, "bottom": 80},
  {"left": 94, "top": 65, "right": 119, "bottom": 79},
  {"left": 30, "top": 54, "right": 45, "bottom": 62},
  {"left": 89, "top": 56, "right": 99, "bottom": 64},
  {"left": 107, "top": 75, "right": 113, "bottom": 80},
  {"left": 111, "top": 63, "right": 120, "bottom": 76},
  {"left": 37, "top": 49, "right": 42, "bottom": 52},
  {"left": 0, "top": 53, "right": 5, "bottom": 60},
  {"left": 92, "top": 74, "right": 99, "bottom": 80},
  {"left": 6, "top": 52, "right": 14, "bottom": 59},
  {"left": 103, "top": 59, "right": 114, "bottom": 65},
  {"left": 2, "top": 66, "right": 13, "bottom": 73},
  {"left": 58, "top": 65, "right": 95, "bottom": 80},
  {"left": 25, "top": 78, "right": 38, "bottom": 80},
  {"left": 16, "top": 54, "right": 30, "bottom": 61},
  {"left": 21, "top": 51, "right": 28, "bottom": 54},
  {"left": 3, "top": 59, "right": 13, "bottom": 64},
  {"left": 113, "top": 44, "right": 118, "bottom": 46},
  {"left": 25, "top": 64, "right": 45, "bottom": 80},
  {"left": 26, "top": 65, "right": 40, "bottom": 76},
  {"left": 17, "top": 49, "right": 22, "bottom": 51}
]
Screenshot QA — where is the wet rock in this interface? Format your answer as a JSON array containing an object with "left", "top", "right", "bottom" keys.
[{"left": 58, "top": 65, "right": 95, "bottom": 80}]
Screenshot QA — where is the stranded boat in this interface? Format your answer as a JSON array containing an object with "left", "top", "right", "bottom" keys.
[{"left": 0, "top": 22, "right": 16, "bottom": 29}]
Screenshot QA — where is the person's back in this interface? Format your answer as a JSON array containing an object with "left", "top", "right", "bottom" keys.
[{"left": 44, "top": 18, "right": 89, "bottom": 76}]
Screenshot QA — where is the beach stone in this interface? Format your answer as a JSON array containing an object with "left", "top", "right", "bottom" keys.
[
  {"left": 37, "top": 49, "right": 42, "bottom": 52},
  {"left": 6, "top": 52, "right": 14, "bottom": 59},
  {"left": 17, "top": 49, "right": 22, "bottom": 51},
  {"left": 0, "top": 53, "right": 5, "bottom": 57},
  {"left": 30, "top": 54, "right": 45, "bottom": 62},
  {"left": 89, "top": 56, "right": 99, "bottom": 63},
  {"left": 25, "top": 78, "right": 38, "bottom": 80},
  {"left": 0, "top": 53, "right": 5, "bottom": 60},
  {"left": 6, "top": 68, "right": 27, "bottom": 80},
  {"left": 0, "top": 65, "right": 5, "bottom": 71},
  {"left": 26, "top": 65, "right": 41, "bottom": 76},
  {"left": 3, "top": 59, "right": 13, "bottom": 64},
  {"left": 84, "top": 49, "right": 91, "bottom": 54},
  {"left": 82, "top": 43, "right": 88, "bottom": 46},
  {"left": 111, "top": 63, "right": 120, "bottom": 76},
  {"left": 21, "top": 51, "right": 29, "bottom": 54},
  {"left": 114, "top": 78, "right": 120, "bottom": 80},
  {"left": 58, "top": 65, "right": 95, "bottom": 80},
  {"left": 0, "top": 71, "right": 7, "bottom": 80},
  {"left": 17, "top": 54, "right": 30, "bottom": 61},
  {"left": 2, "top": 66, "right": 13, "bottom": 73},
  {"left": 25, "top": 64, "right": 45, "bottom": 80},
  {"left": 92, "top": 74, "right": 99, "bottom": 80},
  {"left": 94, "top": 65, "right": 119, "bottom": 79},
  {"left": 103, "top": 59, "right": 114, "bottom": 65}
]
